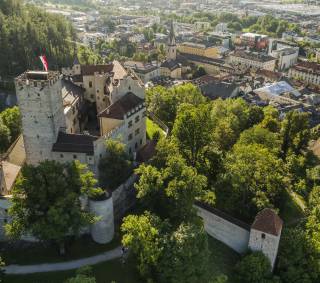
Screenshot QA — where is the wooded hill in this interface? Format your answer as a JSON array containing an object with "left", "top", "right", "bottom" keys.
[{"left": 0, "top": 0, "right": 76, "bottom": 80}]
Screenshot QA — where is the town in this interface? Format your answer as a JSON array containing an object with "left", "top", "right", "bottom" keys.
[{"left": 0, "top": 0, "right": 320, "bottom": 282}]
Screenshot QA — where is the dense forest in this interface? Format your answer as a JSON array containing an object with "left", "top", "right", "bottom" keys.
[{"left": 0, "top": 0, "right": 76, "bottom": 80}]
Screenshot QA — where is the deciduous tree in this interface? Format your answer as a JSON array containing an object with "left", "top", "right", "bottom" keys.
[{"left": 6, "top": 160, "right": 98, "bottom": 255}]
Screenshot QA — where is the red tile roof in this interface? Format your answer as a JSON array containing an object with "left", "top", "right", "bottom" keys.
[
  {"left": 98, "top": 92, "right": 144, "bottom": 120},
  {"left": 251, "top": 208, "right": 283, "bottom": 236}
]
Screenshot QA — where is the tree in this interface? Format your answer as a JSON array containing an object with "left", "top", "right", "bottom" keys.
[
  {"left": 158, "top": 221, "right": 210, "bottom": 283},
  {"left": 0, "top": 106, "right": 21, "bottom": 142},
  {"left": 237, "top": 125, "right": 281, "bottom": 153},
  {"left": 220, "top": 143, "right": 286, "bottom": 220},
  {"left": 121, "top": 212, "right": 167, "bottom": 278},
  {"left": 6, "top": 160, "right": 98, "bottom": 255},
  {"left": 146, "top": 83, "right": 206, "bottom": 129},
  {"left": 193, "top": 66, "right": 206, "bottom": 78},
  {"left": 135, "top": 155, "right": 208, "bottom": 223},
  {"left": 0, "top": 120, "right": 11, "bottom": 153},
  {"left": 277, "top": 228, "right": 319, "bottom": 283},
  {"left": 280, "top": 110, "right": 310, "bottom": 159},
  {"left": 172, "top": 103, "right": 213, "bottom": 166},
  {"left": 260, "top": 106, "right": 280, "bottom": 133},
  {"left": 98, "top": 139, "right": 133, "bottom": 190},
  {"left": 234, "top": 252, "right": 275, "bottom": 283},
  {"left": 210, "top": 98, "right": 257, "bottom": 151}
]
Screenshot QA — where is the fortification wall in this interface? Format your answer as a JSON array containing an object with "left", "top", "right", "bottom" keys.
[
  {"left": 112, "top": 174, "right": 137, "bottom": 220},
  {"left": 195, "top": 203, "right": 250, "bottom": 254}
]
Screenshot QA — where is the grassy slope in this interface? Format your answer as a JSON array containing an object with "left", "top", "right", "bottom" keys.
[{"left": 146, "top": 118, "right": 164, "bottom": 140}]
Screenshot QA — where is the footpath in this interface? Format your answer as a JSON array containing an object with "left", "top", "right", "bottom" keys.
[{"left": 5, "top": 246, "right": 122, "bottom": 275}]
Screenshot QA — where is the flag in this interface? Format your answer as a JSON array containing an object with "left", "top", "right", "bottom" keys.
[{"left": 39, "top": 55, "right": 49, "bottom": 71}]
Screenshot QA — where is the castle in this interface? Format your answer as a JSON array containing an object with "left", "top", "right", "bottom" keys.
[{"left": 0, "top": 60, "right": 147, "bottom": 243}]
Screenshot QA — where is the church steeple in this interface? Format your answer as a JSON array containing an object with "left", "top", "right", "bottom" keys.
[{"left": 167, "top": 21, "right": 177, "bottom": 60}]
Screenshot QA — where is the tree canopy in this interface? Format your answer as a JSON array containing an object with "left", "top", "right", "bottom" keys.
[
  {"left": 0, "top": 0, "right": 75, "bottom": 78},
  {"left": 6, "top": 160, "right": 99, "bottom": 254}
]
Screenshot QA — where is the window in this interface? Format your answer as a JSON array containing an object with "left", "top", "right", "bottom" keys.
[
  {"left": 135, "top": 128, "right": 140, "bottom": 136},
  {"left": 60, "top": 154, "right": 64, "bottom": 158},
  {"left": 128, "top": 133, "right": 133, "bottom": 141},
  {"left": 135, "top": 142, "right": 138, "bottom": 149},
  {"left": 261, "top": 233, "right": 266, "bottom": 239},
  {"left": 128, "top": 120, "right": 133, "bottom": 128},
  {"left": 128, "top": 86, "right": 131, "bottom": 91},
  {"left": 140, "top": 139, "right": 142, "bottom": 145},
  {"left": 129, "top": 147, "right": 132, "bottom": 154},
  {"left": 97, "top": 89, "right": 99, "bottom": 93},
  {"left": 73, "top": 154, "right": 77, "bottom": 159},
  {"left": 90, "top": 94, "right": 94, "bottom": 99},
  {"left": 89, "top": 81, "right": 93, "bottom": 88},
  {"left": 135, "top": 115, "right": 140, "bottom": 123}
]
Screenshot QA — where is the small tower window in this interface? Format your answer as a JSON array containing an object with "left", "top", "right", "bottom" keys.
[
  {"left": 73, "top": 154, "right": 77, "bottom": 159},
  {"left": 60, "top": 154, "right": 64, "bottom": 158},
  {"left": 261, "top": 233, "right": 266, "bottom": 239},
  {"left": 89, "top": 81, "right": 93, "bottom": 88}
]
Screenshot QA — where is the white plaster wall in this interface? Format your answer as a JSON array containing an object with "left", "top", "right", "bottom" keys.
[
  {"left": 89, "top": 197, "right": 114, "bottom": 244},
  {"left": 248, "top": 228, "right": 281, "bottom": 270},
  {"left": 196, "top": 205, "right": 250, "bottom": 253}
]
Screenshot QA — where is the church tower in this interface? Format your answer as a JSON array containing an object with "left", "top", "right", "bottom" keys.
[
  {"left": 15, "top": 71, "right": 66, "bottom": 165},
  {"left": 167, "top": 21, "right": 177, "bottom": 61}
]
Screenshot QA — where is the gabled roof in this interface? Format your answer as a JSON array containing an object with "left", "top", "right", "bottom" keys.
[
  {"left": 251, "top": 208, "right": 283, "bottom": 236},
  {"left": 52, "top": 132, "right": 98, "bottom": 155},
  {"left": 98, "top": 92, "right": 144, "bottom": 120}
]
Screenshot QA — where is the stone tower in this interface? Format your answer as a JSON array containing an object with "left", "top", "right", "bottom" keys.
[
  {"left": 167, "top": 21, "right": 177, "bottom": 61},
  {"left": 248, "top": 208, "right": 283, "bottom": 270},
  {"left": 15, "top": 71, "right": 66, "bottom": 165}
]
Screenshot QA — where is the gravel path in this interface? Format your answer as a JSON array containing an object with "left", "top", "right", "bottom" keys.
[{"left": 5, "top": 246, "right": 122, "bottom": 275}]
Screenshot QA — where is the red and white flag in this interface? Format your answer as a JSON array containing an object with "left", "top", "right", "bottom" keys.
[{"left": 39, "top": 55, "right": 49, "bottom": 71}]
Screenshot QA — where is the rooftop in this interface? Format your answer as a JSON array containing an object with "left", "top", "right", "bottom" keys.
[
  {"left": 52, "top": 132, "right": 98, "bottom": 155},
  {"left": 231, "top": 51, "right": 276, "bottom": 63},
  {"left": 292, "top": 61, "right": 320, "bottom": 76},
  {"left": 251, "top": 208, "right": 283, "bottom": 236},
  {"left": 98, "top": 92, "right": 144, "bottom": 120}
]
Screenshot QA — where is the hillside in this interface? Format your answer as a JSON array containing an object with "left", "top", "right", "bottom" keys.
[{"left": 0, "top": 0, "right": 76, "bottom": 80}]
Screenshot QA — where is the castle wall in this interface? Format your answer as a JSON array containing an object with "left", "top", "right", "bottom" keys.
[
  {"left": 195, "top": 204, "right": 250, "bottom": 254},
  {"left": 112, "top": 174, "right": 137, "bottom": 220},
  {"left": 111, "top": 76, "right": 144, "bottom": 103}
]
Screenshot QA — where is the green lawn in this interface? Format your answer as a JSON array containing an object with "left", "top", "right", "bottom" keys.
[
  {"left": 5, "top": 235, "right": 239, "bottom": 283},
  {"left": 208, "top": 236, "right": 240, "bottom": 281},
  {"left": 280, "top": 188, "right": 306, "bottom": 224},
  {"left": 2, "top": 234, "right": 120, "bottom": 265},
  {"left": 146, "top": 118, "right": 164, "bottom": 140},
  {"left": 5, "top": 257, "right": 141, "bottom": 283}
]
